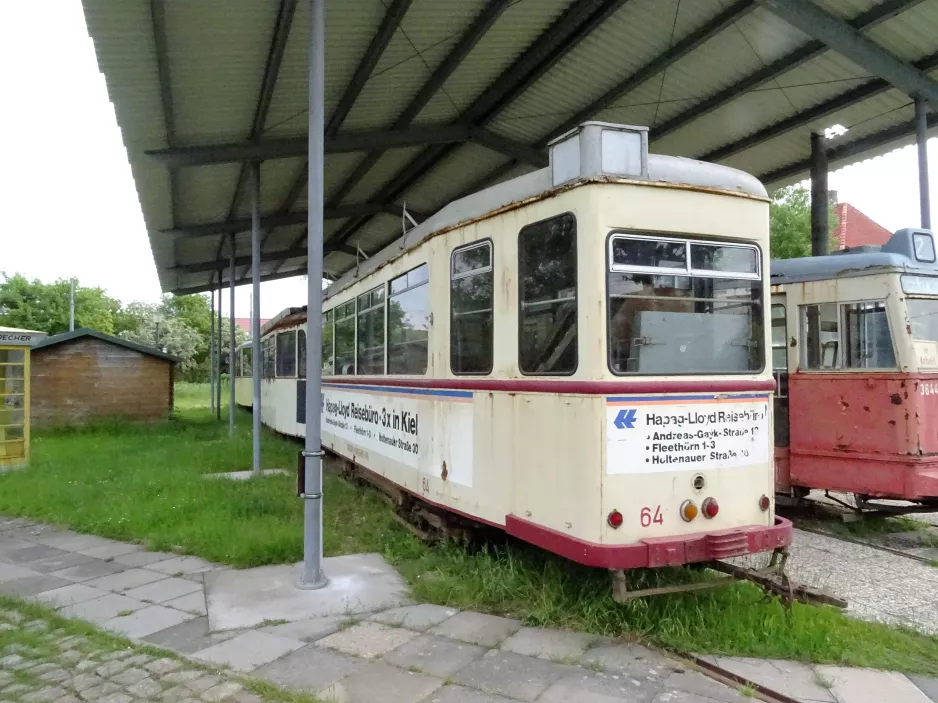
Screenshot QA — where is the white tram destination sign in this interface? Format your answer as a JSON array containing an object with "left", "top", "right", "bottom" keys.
[{"left": 606, "top": 394, "right": 769, "bottom": 473}]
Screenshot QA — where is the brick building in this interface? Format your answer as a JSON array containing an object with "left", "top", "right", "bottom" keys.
[{"left": 833, "top": 201, "right": 893, "bottom": 249}]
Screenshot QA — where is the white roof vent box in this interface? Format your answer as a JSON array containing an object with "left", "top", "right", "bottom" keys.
[{"left": 548, "top": 121, "right": 649, "bottom": 187}]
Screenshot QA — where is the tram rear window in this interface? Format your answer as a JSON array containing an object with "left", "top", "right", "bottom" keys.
[{"left": 607, "top": 234, "right": 763, "bottom": 375}]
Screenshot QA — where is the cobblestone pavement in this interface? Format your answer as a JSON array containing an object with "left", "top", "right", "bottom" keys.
[{"left": 2, "top": 516, "right": 938, "bottom": 703}]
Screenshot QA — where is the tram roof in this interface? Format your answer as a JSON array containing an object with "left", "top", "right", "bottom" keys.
[{"left": 80, "top": 0, "right": 938, "bottom": 296}]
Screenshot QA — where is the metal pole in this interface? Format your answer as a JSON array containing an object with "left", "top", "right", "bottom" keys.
[
  {"left": 916, "top": 96, "right": 931, "bottom": 230},
  {"left": 229, "top": 235, "right": 236, "bottom": 436},
  {"left": 299, "top": 0, "right": 327, "bottom": 590},
  {"left": 209, "top": 282, "right": 216, "bottom": 414},
  {"left": 810, "top": 131, "right": 830, "bottom": 256},
  {"left": 217, "top": 273, "right": 223, "bottom": 420},
  {"left": 251, "top": 161, "right": 262, "bottom": 476},
  {"left": 69, "top": 279, "right": 75, "bottom": 332}
]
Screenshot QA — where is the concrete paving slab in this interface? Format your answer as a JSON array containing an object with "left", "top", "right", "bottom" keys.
[
  {"left": 163, "top": 592, "right": 207, "bottom": 616},
  {"left": 383, "top": 633, "right": 486, "bottom": 678},
  {"left": 661, "top": 670, "right": 747, "bottom": 702},
  {"left": 500, "top": 627, "right": 597, "bottom": 663},
  {"left": 26, "top": 553, "right": 95, "bottom": 574},
  {"left": 148, "top": 556, "right": 216, "bottom": 576},
  {"left": 579, "top": 643, "right": 675, "bottom": 679},
  {"left": 192, "top": 631, "right": 305, "bottom": 672},
  {"left": 253, "top": 645, "right": 363, "bottom": 693},
  {"left": 816, "top": 666, "right": 932, "bottom": 703},
  {"left": 259, "top": 616, "right": 341, "bottom": 642},
  {"left": 712, "top": 657, "right": 835, "bottom": 702},
  {"left": 371, "top": 604, "right": 459, "bottom": 632},
  {"left": 3, "top": 545, "right": 69, "bottom": 564},
  {"left": 78, "top": 543, "right": 140, "bottom": 560},
  {"left": 428, "top": 612, "right": 521, "bottom": 648},
  {"left": 49, "top": 560, "right": 124, "bottom": 583},
  {"left": 123, "top": 577, "right": 201, "bottom": 604},
  {"left": 141, "top": 617, "right": 240, "bottom": 655},
  {"left": 909, "top": 676, "right": 938, "bottom": 702},
  {"left": 0, "top": 564, "right": 41, "bottom": 584},
  {"left": 83, "top": 569, "right": 168, "bottom": 593},
  {"left": 34, "top": 584, "right": 110, "bottom": 609},
  {"left": 0, "top": 574, "right": 71, "bottom": 598},
  {"left": 320, "top": 660, "right": 441, "bottom": 703},
  {"left": 0, "top": 538, "right": 33, "bottom": 556},
  {"left": 203, "top": 470, "right": 290, "bottom": 481},
  {"left": 2, "top": 524, "right": 66, "bottom": 541},
  {"left": 538, "top": 670, "right": 660, "bottom": 703},
  {"left": 35, "top": 534, "right": 114, "bottom": 552},
  {"left": 102, "top": 605, "right": 196, "bottom": 639},
  {"left": 59, "top": 594, "right": 147, "bottom": 625},
  {"left": 318, "top": 621, "right": 417, "bottom": 659},
  {"left": 423, "top": 684, "right": 518, "bottom": 703},
  {"left": 204, "top": 554, "right": 409, "bottom": 631},
  {"left": 112, "top": 551, "right": 175, "bottom": 568},
  {"left": 452, "top": 650, "right": 575, "bottom": 702}
]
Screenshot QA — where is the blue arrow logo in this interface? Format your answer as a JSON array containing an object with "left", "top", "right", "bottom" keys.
[{"left": 614, "top": 408, "right": 637, "bottom": 429}]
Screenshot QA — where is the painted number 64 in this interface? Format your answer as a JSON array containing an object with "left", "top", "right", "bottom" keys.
[{"left": 640, "top": 506, "right": 663, "bottom": 527}]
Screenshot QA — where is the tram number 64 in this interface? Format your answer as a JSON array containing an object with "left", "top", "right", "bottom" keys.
[{"left": 640, "top": 506, "right": 663, "bottom": 527}]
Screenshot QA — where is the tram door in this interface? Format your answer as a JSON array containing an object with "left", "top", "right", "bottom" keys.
[
  {"left": 0, "top": 345, "right": 28, "bottom": 468},
  {"left": 771, "top": 296, "right": 789, "bottom": 447}
]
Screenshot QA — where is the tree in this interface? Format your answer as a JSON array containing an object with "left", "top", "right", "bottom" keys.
[
  {"left": 120, "top": 307, "right": 202, "bottom": 375},
  {"left": 0, "top": 274, "right": 120, "bottom": 334},
  {"left": 769, "top": 185, "right": 839, "bottom": 260}
]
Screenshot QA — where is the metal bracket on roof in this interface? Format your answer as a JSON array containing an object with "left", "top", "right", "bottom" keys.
[
  {"left": 354, "top": 244, "right": 370, "bottom": 278},
  {"left": 401, "top": 202, "right": 419, "bottom": 248}
]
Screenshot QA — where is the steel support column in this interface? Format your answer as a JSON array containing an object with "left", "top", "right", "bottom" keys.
[
  {"left": 916, "top": 96, "right": 932, "bottom": 229},
  {"left": 300, "top": 0, "right": 328, "bottom": 590},
  {"left": 209, "top": 283, "right": 216, "bottom": 414},
  {"left": 251, "top": 162, "right": 262, "bottom": 476},
  {"left": 228, "top": 235, "right": 236, "bottom": 436},
  {"left": 216, "top": 272, "right": 223, "bottom": 420},
  {"left": 810, "top": 132, "right": 830, "bottom": 256}
]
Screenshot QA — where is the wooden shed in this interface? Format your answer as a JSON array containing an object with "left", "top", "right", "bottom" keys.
[{"left": 30, "top": 329, "right": 178, "bottom": 429}]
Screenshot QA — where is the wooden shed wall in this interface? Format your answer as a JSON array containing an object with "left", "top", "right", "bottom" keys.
[{"left": 31, "top": 338, "right": 174, "bottom": 429}]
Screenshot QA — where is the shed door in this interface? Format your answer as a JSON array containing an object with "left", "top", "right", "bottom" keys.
[{"left": 0, "top": 347, "right": 27, "bottom": 464}]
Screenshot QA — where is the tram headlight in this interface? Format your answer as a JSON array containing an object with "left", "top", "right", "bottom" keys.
[
  {"left": 680, "top": 500, "right": 698, "bottom": 522},
  {"left": 702, "top": 497, "right": 719, "bottom": 518}
]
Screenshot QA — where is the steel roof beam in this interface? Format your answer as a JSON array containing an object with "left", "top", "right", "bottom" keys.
[
  {"left": 173, "top": 267, "right": 323, "bottom": 296},
  {"left": 546, "top": 0, "right": 756, "bottom": 143},
  {"left": 760, "top": 111, "right": 938, "bottom": 185},
  {"left": 319, "top": 0, "right": 629, "bottom": 262},
  {"left": 703, "top": 49, "right": 938, "bottom": 162},
  {"left": 757, "top": 0, "right": 938, "bottom": 103},
  {"left": 652, "top": 0, "right": 926, "bottom": 141},
  {"left": 162, "top": 203, "right": 426, "bottom": 237},
  {"left": 149, "top": 1, "right": 179, "bottom": 241},
  {"left": 326, "top": 0, "right": 415, "bottom": 138}
]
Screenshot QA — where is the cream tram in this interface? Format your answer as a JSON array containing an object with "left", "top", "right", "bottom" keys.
[
  {"left": 771, "top": 229, "right": 938, "bottom": 508},
  {"left": 236, "top": 122, "right": 791, "bottom": 577}
]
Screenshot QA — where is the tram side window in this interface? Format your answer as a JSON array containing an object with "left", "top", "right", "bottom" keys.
[
  {"left": 321, "top": 310, "right": 333, "bottom": 375},
  {"left": 276, "top": 331, "right": 297, "bottom": 377},
  {"left": 262, "top": 337, "right": 276, "bottom": 378},
  {"left": 607, "top": 234, "right": 763, "bottom": 374},
  {"left": 451, "top": 241, "right": 494, "bottom": 374},
  {"left": 388, "top": 264, "right": 429, "bottom": 375},
  {"left": 241, "top": 347, "right": 252, "bottom": 377},
  {"left": 335, "top": 301, "right": 356, "bottom": 375},
  {"left": 298, "top": 329, "right": 307, "bottom": 379},
  {"left": 518, "top": 213, "right": 577, "bottom": 374},
  {"left": 357, "top": 286, "right": 386, "bottom": 375},
  {"left": 771, "top": 304, "right": 788, "bottom": 372},
  {"left": 803, "top": 302, "right": 895, "bottom": 370}
]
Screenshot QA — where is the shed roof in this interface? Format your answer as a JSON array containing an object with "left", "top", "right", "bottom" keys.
[
  {"left": 80, "top": 0, "right": 938, "bottom": 296},
  {"left": 34, "top": 329, "right": 180, "bottom": 363}
]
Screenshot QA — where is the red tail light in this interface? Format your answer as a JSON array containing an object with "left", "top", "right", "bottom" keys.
[
  {"left": 607, "top": 510, "right": 623, "bottom": 529},
  {"left": 759, "top": 495, "right": 771, "bottom": 511},
  {"left": 702, "top": 497, "right": 719, "bottom": 518}
]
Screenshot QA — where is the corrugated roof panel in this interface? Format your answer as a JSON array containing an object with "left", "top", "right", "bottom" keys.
[
  {"left": 866, "top": 1, "right": 938, "bottom": 62},
  {"left": 177, "top": 164, "right": 241, "bottom": 225},
  {"left": 401, "top": 142, "right": 509, "bottom": 214},
  {"left": 343, "top": 146, "right": 424, "bottom": 204},
  {"left": 773, "top": 53, "right": 872, "bottom": 109},
  {"left": 343, "top": 213, "right": 403, "bottom": 256},
  {"left": 166, "top": 1, "right": 275, "bottom": 145},
  {"left": 230, "top": 158, "right": 306, "bottom": 220},
  {"left": 263, "top": 0, "right": 389, "bottom": 137},
  {"left": 815, "top": 0, "right": 893, "bottom": 21}
]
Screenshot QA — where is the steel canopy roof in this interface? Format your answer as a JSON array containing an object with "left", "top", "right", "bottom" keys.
[{"left": 79, "top": 0, "right": 938, "bottom": 296}]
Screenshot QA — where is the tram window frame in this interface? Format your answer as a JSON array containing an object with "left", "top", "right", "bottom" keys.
[
  {"left": 334, "top": 300, "right": 356, "bottom": 375},
  {"left": 298, "top": 329, "right": 307, "bottom": 379},
  {"left": 518, "top": 213, "right": 578, "bottom": 376},
  {"left": 262, "top": 336, "right": 276, "bottom": 378},
  {"left": 771, "top": 304, "right": 788, "bottom": 373},
  {"left": 356, "top": 285, "right": 386, "bottom": 375},
  {"left": 800, "top": 301, "right": 897, "bottom": 371},
  {"left": 321, "top": 310, "right": 333, "bottom": 376},
  {"left": 388, "top": 264, "right": 430, "bottom": 375},
  {"left": 276, "top": 330, "right": 298, "bottom": 377},
  {"left": 240, "top": 347, "right": 252, "bottom": 377},
  {"left": 451, "top": 239, "right": 495, "bottom": 375},
  {"left": 605, "top": 232, "right": 764, "bottom": 376}
]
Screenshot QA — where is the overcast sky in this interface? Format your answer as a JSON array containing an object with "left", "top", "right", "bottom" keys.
[{"left": 1, "top": 3, "right": 936, "bottom": 319}]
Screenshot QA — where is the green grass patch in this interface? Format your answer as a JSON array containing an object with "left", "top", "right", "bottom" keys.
[{"left": 3, "top": 384, "right": 938, "bottom": 674}]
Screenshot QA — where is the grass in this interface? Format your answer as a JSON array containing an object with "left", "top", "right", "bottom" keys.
[{"left": 3, "top": 385, "right": 938, "bottom": 674}]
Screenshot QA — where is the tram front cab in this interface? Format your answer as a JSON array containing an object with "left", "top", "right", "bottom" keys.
[{"left": 771, "top": 228, "right": 938, "bottom": 503}]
